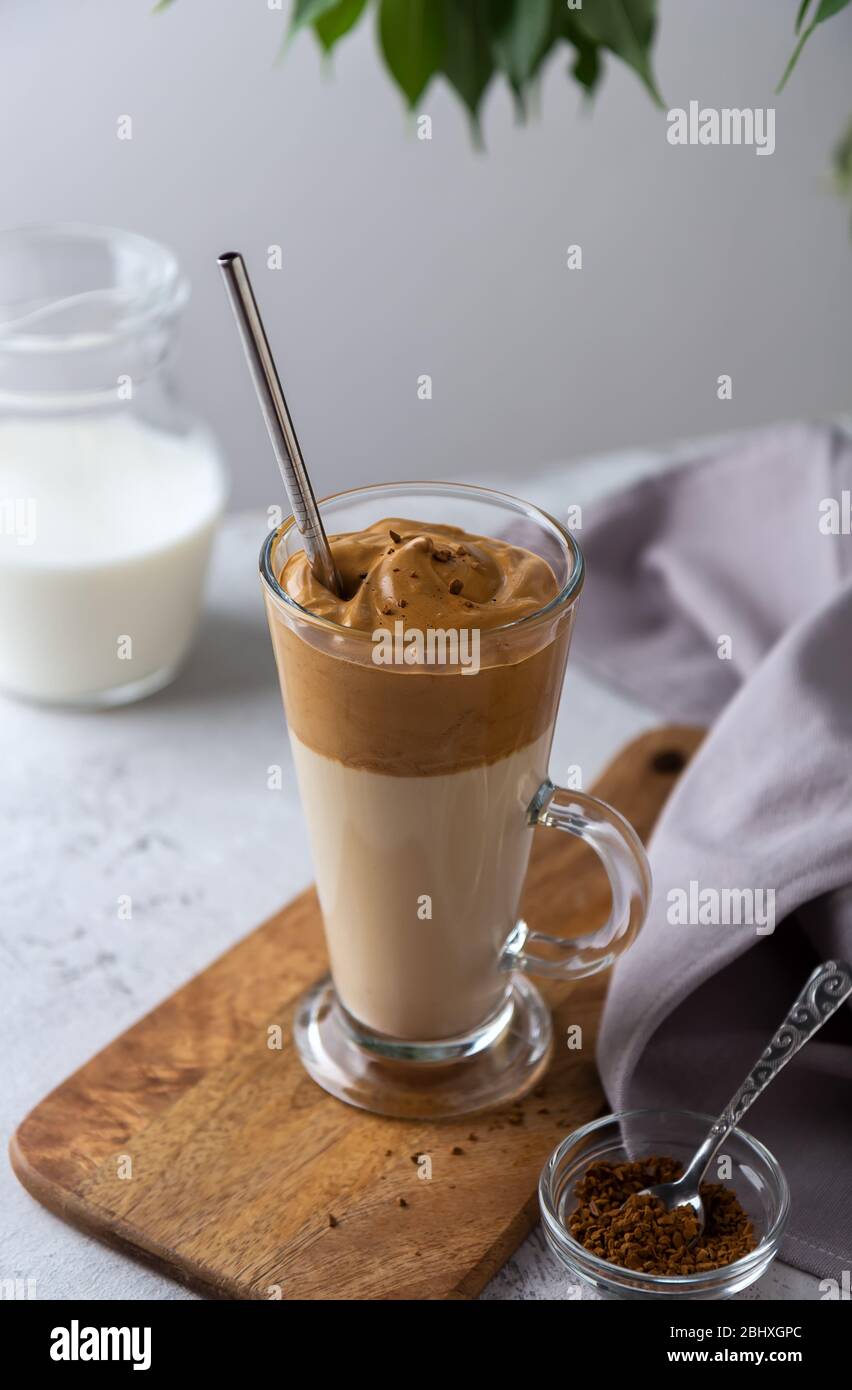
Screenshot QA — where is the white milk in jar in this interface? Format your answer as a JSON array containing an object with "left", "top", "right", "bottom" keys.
[
  {"left": 0, "top": 413, "right": 224, "bottom": 702},
  {"left": 0, "top": 225, "right": 226, "bottom": 705}
]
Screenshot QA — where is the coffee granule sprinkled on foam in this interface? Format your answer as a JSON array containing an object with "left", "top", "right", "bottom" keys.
[
  {"left": 389, "top": 528, "right": 402, "bottom": 544},
  {"left": 568, "top": 1157, "right": 756, "bottom": 1275},
  {"left": 449, "top": 578, "right": 463, "bottom": 595}
]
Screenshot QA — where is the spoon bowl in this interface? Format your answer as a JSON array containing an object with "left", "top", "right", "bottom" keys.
[{"left": 639, "top": 1176, "right": 704, "bottom": 1224}]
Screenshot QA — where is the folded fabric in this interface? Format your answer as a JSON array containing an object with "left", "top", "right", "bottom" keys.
[{"left": 572, "top": 421, "right": 852, "bottom": 1280}]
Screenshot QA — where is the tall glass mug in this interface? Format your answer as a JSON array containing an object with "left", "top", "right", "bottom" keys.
[{"left": 260, "top": 483, "right": 651, "bottom": 1117}]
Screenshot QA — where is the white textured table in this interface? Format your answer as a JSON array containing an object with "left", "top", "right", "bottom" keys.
[{"left": 1, "top": 453, "right": 820, "bottom": 1301}]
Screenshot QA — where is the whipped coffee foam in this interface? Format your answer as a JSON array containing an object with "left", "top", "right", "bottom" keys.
[{"left": 281, "top": 517, "right": 558, "bottom": 633}]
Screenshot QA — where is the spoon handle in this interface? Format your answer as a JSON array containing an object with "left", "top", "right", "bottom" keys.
[{"left": 683, "top": 959, "right": 852, "bottom": 1188}]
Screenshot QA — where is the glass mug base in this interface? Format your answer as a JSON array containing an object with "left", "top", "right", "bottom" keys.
[{"left": 293, "top": 973, "right": 553, "bottom": 1119}]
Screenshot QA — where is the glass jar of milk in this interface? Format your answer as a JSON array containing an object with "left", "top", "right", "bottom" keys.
[{"left": 0, "top": 224, "right": 226, "bottom": 706}]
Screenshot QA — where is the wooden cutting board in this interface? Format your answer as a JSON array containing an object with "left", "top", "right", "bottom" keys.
[{"left": 10, "top": 726, "right": 702, "bottom": 1300}]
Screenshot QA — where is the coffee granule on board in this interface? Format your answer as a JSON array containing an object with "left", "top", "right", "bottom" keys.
[{"left": 568, "top": 1156, "right": 756, "bottom": 1275}]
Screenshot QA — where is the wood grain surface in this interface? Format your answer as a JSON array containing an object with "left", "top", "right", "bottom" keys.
[{"left": 10, "top": 726, "right": 703, "bottom": 1300}]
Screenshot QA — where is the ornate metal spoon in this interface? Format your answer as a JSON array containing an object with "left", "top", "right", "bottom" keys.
[{"left": 640, "top": 958, "right": 852, "bottom": 1229}]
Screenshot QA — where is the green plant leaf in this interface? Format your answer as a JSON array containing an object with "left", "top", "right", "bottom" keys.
[
  {"left": 559, "top": 9, "right": 603, "bottom": 98},
  {"left": 440, "top": 0, "right": 495, "bottom": 123},
  {"left": 489, "top": 0, "right": 552, "bottom": 90},
  {"left": 571, "top": 0, "right": 662, "bottom": 105},
  {"left": 152, "top": 0, "right": 176, "bottom": 10},
  {"left": 832, "top": 114, "right": 852, "bottom": 196},
  {"left": 569, "top": 33, "right": 602, "bottom": 95},
  {"left": 289, "top": 0, "right": 348, "bottom": 36},
  {"left": 378, "top": 0, "right": 445, "bottom": 105},
  {"left": 795, "top": 0, "right": 815, "bottom": 31},
  {"left": 314, "top": 0, "right": 369, "bottom": 50},
  {"left": 778, "top": 0, "right": 852, "bottom": 90}
]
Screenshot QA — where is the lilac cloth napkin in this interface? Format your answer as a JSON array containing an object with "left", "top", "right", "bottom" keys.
[{"left": 570, "top": 422, "right": 852, "bottom": 1280}]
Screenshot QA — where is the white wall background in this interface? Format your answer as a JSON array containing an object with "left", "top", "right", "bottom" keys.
[{"left": 2, "top": 0, "right": 850, "bottom": 509}]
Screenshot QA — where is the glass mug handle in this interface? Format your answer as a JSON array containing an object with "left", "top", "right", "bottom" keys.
[{"left": 501, "top": 780, "right": 652, "bottom": 981}]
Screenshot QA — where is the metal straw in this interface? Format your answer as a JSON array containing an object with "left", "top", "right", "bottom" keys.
[{"left": 218, "top": 251, "right": 342, "bottom": 596}]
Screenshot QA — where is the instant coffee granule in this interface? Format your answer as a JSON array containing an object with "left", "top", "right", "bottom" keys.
[{"left": 568, "top": 1156, "right": 756, "bottom": 1275}]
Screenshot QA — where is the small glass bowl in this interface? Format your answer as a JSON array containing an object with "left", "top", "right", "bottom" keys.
[{"left": 539, "top": 1108, "right": 790, "bottom": 1300}]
